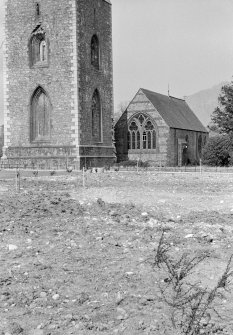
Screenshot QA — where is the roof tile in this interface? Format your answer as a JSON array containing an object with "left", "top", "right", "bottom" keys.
[{"left": 141, "top": 88, "right": 208, "bottom": 133}]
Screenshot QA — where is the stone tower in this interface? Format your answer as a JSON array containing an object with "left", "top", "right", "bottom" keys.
[{"left": 2, "top": 0, "right": 114, "bottom": 169}]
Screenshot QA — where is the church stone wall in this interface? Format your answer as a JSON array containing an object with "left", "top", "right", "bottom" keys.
[
  {"left": 78, "top": 0, "right": 113, "bottom": 146},
  {"left": 77, "top": 0, "right": 114, "bottom": 167},
  {"left": 3, "top": 0, "right": 114, "bottom": 169},
  {"left": 4, "top": 0, "right": 76, "bottom": 147}
]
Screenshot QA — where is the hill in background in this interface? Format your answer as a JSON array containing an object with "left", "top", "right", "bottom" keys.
[{"left": 186, "top": 82, "right": 228, "bottom": 127}]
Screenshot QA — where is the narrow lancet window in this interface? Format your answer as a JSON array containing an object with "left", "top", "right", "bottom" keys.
[
  {"left": 36, "top": 3, "right": 40, "bottom": 17},
  {"left": 91, "top": 35, "right": 100, "bottom": 69},
  {"left": 29, "top": 26, "right": 48, "bottom": 67},
  {"left": 31, "top": 87, "right": 51, "bottom": 142},
  {"left": 91, "top": 89, "right": 102, "bottom": 142}
]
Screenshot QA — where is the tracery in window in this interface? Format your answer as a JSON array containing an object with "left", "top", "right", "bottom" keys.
[
  {"left": 128, "top": 114, "right": 156, "bottom": 150},
  {"left": 31, "top": 87, "right": 51, "bottom": 142},
  {"left": 92, "top": 89, "right": 102, "bottom": 142},
  {"left": 29, "top": 26, "right": 48, "bottom": 67},
  {"left": 129, "top": 121, "right": 138, "bottom": 131},
  {"left": 91, "top": 35, "right": 100, "bottom": 69},
  {"left": 138, "top": 114, "right": 145, "bottom": 125}
]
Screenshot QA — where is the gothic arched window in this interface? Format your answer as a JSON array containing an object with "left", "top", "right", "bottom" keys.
[
  {"left": 92, "top": 89, "right": 102, "bottom": 142},
  {"left": 31, "top": 87, "right": 51, "bottom": 142},
  {"left": 128, "top": 114, "right": 156, "bottom": 150},
  {"left": 91, "top": 35, "right": 100, "bottom": 69},
  {"left": 29, "top": 26, "right": 48, "bottom": 67}
]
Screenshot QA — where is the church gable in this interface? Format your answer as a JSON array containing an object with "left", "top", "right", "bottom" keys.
[
  {"left": 115, "top": 89, "right": 170, "bottom": 165},
  {"left": 127, "top": 89, "right": 169, "bottom": 129}
]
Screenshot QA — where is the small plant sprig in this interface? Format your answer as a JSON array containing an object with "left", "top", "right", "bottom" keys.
[
  {"left": 66, "top": 166, "right": 73, "bottom": 173},
  {"left": 32, "top": 170, "right": 38, "bottom": 177},
  {"left": 154, "top": 231, "right": 233, "bottom": 334}
]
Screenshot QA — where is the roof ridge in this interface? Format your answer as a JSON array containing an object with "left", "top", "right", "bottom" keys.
[
  {"left": 170, "top": 95, "right": 185, "bottom": 101},
  {"left": 140, "top": 88, "right": 184, "bottom": 101}
]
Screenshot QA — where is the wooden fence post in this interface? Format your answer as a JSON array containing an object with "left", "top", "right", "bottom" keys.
[
  {"left": 83, "top": 167, "right": 86, "bottom": 188},
  {"left": 16, "top": 168, "right": 20, "bottom": 192}
]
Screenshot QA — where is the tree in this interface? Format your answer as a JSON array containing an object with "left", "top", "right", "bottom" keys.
[
  {"left": 202, "top": 134, "right": 233, "bottom": 166},
  {"left": 211, "top": 82, "right": 233, "bottom": 134},
  {"left": 206, "top": 122, "right": 220, "bottom": 136},
  {"left": 114, "top": 100, "right": 129, "bottom": 123}
]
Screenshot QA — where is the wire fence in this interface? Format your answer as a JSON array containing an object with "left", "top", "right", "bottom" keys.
[
  {"left": 116, "top": 165, "right": 233, "bottom": 173},
  {"left": 3, "top": 164, "right": 233, "bottom": 195},
  {"left": 1, "top": 157, "right": 233, "bottom": 174}
]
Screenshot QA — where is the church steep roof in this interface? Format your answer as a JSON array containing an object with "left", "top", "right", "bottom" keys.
[{"left": 140, "top": 88, "right": 208, "bottom": 133}]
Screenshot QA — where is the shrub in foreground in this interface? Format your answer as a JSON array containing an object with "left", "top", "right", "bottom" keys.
[{"left": 154, "top": 231, "right": 233, "bottom": 334}]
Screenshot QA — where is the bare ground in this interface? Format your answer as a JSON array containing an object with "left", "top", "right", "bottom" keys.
[{"left": 0, "top": 171, "right": 233, "bottom": 334}]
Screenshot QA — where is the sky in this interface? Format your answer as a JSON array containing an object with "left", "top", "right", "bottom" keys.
[
  {"left": 1, "top": 0, "right": 233, "bottom": 120},
  {"left": 0, "top": 0, "right": 3, "bottom": 123}
]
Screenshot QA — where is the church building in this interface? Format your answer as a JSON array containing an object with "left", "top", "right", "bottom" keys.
[
  {"left": 115, "top": 88, "right": 208, "bottom": 166},
  {"left": 2, "top": 0, "right": 114, "bottom": 169}
]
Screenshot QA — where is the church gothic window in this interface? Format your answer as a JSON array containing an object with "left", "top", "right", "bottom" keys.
[
  {"left": 29, "top": 26, "right": 48, "bottom": 67},
  {"left": 128, "top": 114, "right": 156, "bottom": 150},
  {"left": 30, "top": 87, "right": 51, "bottom": 142},
  {"left": 91, "top": 89, "right": 102, "bottom": 142},
  {"left": 91, "top": 35, "right": 100, "bottom": 69}
]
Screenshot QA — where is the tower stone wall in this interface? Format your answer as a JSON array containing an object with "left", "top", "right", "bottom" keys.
[{"left": 3, "top": 0, "right": 114, "bottom": 169}]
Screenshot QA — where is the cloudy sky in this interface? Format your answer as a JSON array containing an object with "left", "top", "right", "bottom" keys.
[{"left": 1, "top": 0, "right": 233, "bottom": 122}]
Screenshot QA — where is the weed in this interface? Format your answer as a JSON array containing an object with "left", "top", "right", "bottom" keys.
[
  {"left": 32, "top": 170, "right": 38, "bottom": 177},
  {"left": 154, "top": 231, "right": 233, "bottom": 334}
]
